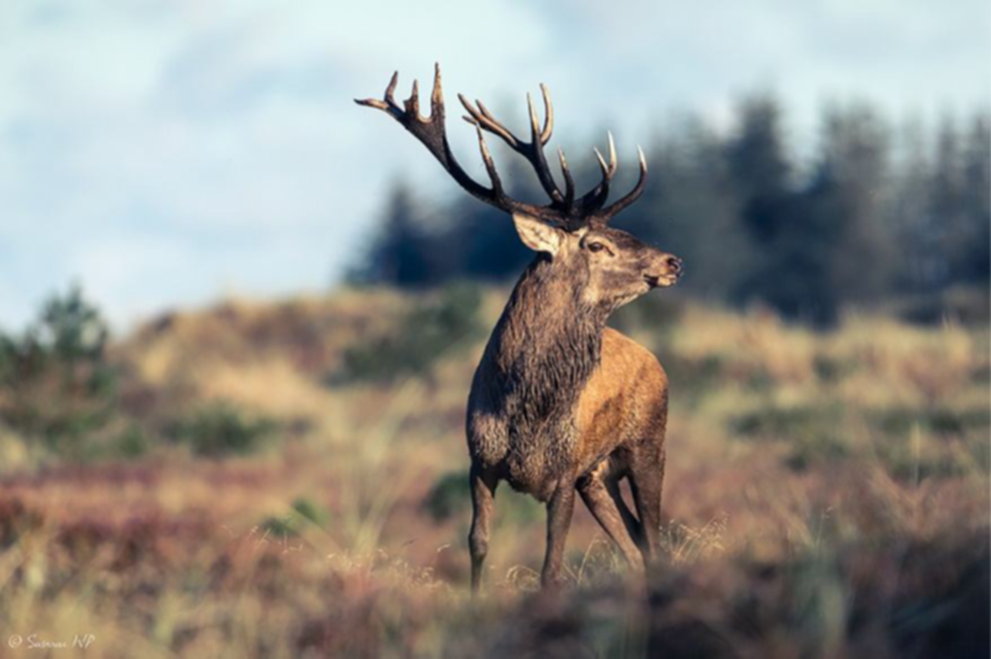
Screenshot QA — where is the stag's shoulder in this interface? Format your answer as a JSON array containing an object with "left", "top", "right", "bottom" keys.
[
  {"left": 576, "top": 328, "right": 668, "bottom": 461},
  {"left": 600, "top": 327, "right": 667, "bottom": 385}
]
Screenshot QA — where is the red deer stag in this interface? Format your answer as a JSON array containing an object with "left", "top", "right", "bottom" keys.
[{"left": 357, "top": 65, "right": 682, "bottom": 591}]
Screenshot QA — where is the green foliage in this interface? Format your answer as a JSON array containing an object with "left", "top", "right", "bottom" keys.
[
  {"left": 348, "top": 181, "right": 442, "bottom": 287},
  {"left": 262, "top": 497, "right": 330, "bottom": 537},
  {"left": 730, "top": 399, "right": 991, "bottom": 478},
  {"left": 425, "top": 471, "right": 470, "bottom": 521},
  {"left": 731, "top": 405, "right": 843, "bottom": 441},
  {"left": 425, "top": 470, "right": 543, "bottom": 525},
  {"left": 35, "top": 283, "right": 111, "bottom": 364},
  {"left": 730, "top": 404, "right": 853, "bottom": 471},
  {"left": 0, "top": 334, "right": 16, "bottom": 384},
  {"left": 291, "top": 497, "right": 329, "bottom": 527},
  {"left": 659, "top": 353, "right": 727, "bottom": 407},
  {"left": 812, "top": 355, "right": 856, "bottom": 383},
  {"left": 171, "top": 402, "right": 276, "bottom": 457},
  {"left": 873, "top": 406, "right": 990, "bottom": 437},
  {"left": 609, "top": 294, "right": 687, "bottom": 337},
  {"left": 354, "top": 100, "right": 990, "bottom": 327},
  {"left": 496, "top": 487, "right": 544, "bottom": 525},
  {"left": 783, "top": 435, "right": 854, "bottom": 472},
  {"left": 336, "top": 282, "right": 483, "bottom": 383},
  {"left": 113, "top": 424, "right": 153, "bottom": 459},
  {"left": 0, "top": 284, "right": 118, "bottom": 453}
]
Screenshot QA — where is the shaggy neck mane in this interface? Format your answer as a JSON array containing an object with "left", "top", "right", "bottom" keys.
[{"left": 486, "top": 254, "right": 608, "bottom": 478}]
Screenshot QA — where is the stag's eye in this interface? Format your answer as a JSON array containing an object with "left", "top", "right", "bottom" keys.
[{"left": 587, "top": 242, "right": 605, "bottom": 253}]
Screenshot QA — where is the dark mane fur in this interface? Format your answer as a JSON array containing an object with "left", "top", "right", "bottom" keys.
[{"left": 479, "top": 254, "right": 608, "bottom": 486}]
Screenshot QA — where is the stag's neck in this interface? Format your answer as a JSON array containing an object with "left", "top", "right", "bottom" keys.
[{"left": 488, "top": 255, "right": 607, "bottom": 415}]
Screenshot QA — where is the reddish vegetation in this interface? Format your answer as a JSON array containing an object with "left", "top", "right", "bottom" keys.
[{"left": 0, "top": 291, "right": 987, "bottom": 656}]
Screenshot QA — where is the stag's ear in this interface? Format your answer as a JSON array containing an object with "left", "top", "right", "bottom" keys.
[{"left": 512, "top": 213, "right": 564, "bottom": 255}]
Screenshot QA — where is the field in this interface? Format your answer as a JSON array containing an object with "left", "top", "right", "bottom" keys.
[{"left": 0, "top": 287, "right": 988, "bottom": 658}]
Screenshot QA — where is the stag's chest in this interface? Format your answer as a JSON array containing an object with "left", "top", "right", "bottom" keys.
[{"left": 466, "top": 360, "right": 587, "bottom": 498}]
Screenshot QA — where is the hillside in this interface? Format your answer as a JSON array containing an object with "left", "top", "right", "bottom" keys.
[{"left": 0, "top": 286, "right": 988, "bottom": 657}]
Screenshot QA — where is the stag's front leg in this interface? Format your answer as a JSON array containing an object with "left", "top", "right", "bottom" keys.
[
  {"left": 469, "top": 465, "right": 498, "bottom": 595},
  {"left": 540, "top": 482, "right": 576, "bottom": 588}
]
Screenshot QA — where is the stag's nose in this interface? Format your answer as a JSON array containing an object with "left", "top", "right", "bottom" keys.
[{"left": 644, "top": 253, "right": 683, "bottom": 288}]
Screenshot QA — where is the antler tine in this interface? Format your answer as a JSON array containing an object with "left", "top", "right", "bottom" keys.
[
  {"left": 607, "top": 131, "right": 617, "bottom": 172},
  {"left": 593, "top": 148, "right": 609, "bottom": 175},
  {"left": 538, "top": 84, "right": 553, "bottom": 144},
  {"left": 558, "top": 148, "right": 575, "bottom": 210},
  {"left": 405, "top": 79, "right": 421, "bottom": 119},
  {"left": 357, "top": 65, "right": 566, "bottom": 222},
  {"left": 429, "top": 62, "right": 443, "bottom": 119},
  {"left": 525, "top": 91, "right": 564, "bottom": 205},
  {"left": 475, "top": 125, "right": 505, "bottom": 196},
  {"left": 598, "top": 145, "right": 648, "bottom": 222},
  {"left": 527, "top": 92, "right": 541, "bottom": 146},
  {"left": 578, "top": 131, "right": 620, "bottom": 213},
  {"left": 460, "top": 87, "right": 565, "bottom": 206},
  {"left": 358, "top": 65, "right": 649, "bottom": 230},
  {"left": 355, "top": 71, "right": 403, "bottom": 118},
  {"left": 459, "top": 96, "right": 519, "bottom": 148}
]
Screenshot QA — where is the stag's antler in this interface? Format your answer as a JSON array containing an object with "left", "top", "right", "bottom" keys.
[
  {"left": 355, "top": 64, "right": 647, "bottom": 229},
  {"left": 459, "top": 86, "right": 569, "bottom": 207}
]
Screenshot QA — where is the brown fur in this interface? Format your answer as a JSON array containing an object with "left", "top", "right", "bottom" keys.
[
  {"left": 467, "top": 220, "right": 680, "bottom": 591},
  {"left": 354, "top": 67, "right": 682, "bottom": 590}
]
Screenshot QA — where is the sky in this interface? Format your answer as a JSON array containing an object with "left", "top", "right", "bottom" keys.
[{"left": 1, "top": 0, "right": 988, "bottom": 330}]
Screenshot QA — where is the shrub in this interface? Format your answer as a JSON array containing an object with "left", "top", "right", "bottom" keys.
[
  {"left": 730, "top": 405, "right": 842, "bottom": 440},
  {"left": 262, "top": 497, "right": 329, "bottom": 537},
  {"left": 171, "top": 402, "right": 276, "bottom": 457},
  {"left": 424, "top": 470, "right": 542, "bottom": 524},
  {"left": 290, "top": 497, "right": 329, "bottom": 527},
  {"left": 334, "top": 282, "right": 483, "bottom": 383},
  {"left": 0, "top": 284, "right": 118, "bottom": 454},
  {"left": 425, "top": 471, "right": 470, "bottom": 521},
  {"left": 660, "top": 354, "right": 726, "bottom": 407},
  {"left": 113, "top": 424, "right": 153, "bottom": 459},
  {"left": 609, "top": 294, "right": 687, "bottom": 336},
  {"left": 872, "top": 406, "right": 991, "bottom": 437},
  {"left": 730, "top": 404, "right": 853, "bottom": 471}
]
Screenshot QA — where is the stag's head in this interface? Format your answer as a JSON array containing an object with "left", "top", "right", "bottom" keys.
[{"left": 356, "top": 65, "right": 682, "bottom": 311}]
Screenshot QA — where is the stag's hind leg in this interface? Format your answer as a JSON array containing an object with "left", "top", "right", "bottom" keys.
[
  {"left": 468, "top": 465, "right": 498, "bottom": 595},
  {"left": 604, "top": 473, "right": 644, "bottom": 551},
  {"left": 578, "top": 465, "right": 643, "bottom": 571},
  {"left": 628, "top": 446, "right": 666, "bottom": 564}
]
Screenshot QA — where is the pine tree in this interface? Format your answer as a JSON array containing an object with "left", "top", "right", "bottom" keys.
[{"left": 348, "top": 180, "right": 437, "bottom": 287}]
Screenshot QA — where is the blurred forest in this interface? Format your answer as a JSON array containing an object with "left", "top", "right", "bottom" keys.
[
  {"left": 0, "top": 95, "right": 988, "bottom": 659},
  {"left": 352, "top": 95, "right": 990, "bottom": 327}
]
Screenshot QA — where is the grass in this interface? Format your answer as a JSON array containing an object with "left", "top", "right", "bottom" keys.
[
  {"left": 0, "top": 287, "right": 987, "bottom": 657},
  {"left": 169, "top": 402, "right": 278, "bottom": 457}
]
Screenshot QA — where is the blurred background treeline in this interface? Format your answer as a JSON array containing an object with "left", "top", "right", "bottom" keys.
[
  {"left": 0, "top": 76, "right": 988, "bottom": 659},
  {"left": 353, "top": 97, "right": 989, "bottom": 327}
]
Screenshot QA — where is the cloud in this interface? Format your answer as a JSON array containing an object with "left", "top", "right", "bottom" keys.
[{"left": 0, "top": 0, "right": 987, "bottom": 330}]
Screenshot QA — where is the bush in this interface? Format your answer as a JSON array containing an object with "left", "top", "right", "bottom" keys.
[
  {"left": 730, "top": 405, "right": 842, "bottom": 441},
  {"left": 262, "top": 497, "right": 330, "bottom": 537},
  {"left": 335, "top": 282, "right": 483, "bottom": 383},
  {"left": 0, "top": 284, "right": 118, "bottom": 453},
  {"left": 171, "top": 402, "right": 276, "bottom": 457},
  {"left": 730, "top": 404, "right": 854, "bottom": 471},
  {"left": 424, "top": 470, "right": 542, "bottom": 524},
  {"left": 113, "top": 424, "right": 153, "bottom": 459},
  {"left": 425, "top": 471, "right": 470, "bottom": 521},
  {"left": 872, "top": 406, "right": 991, "bottom": 437},
  {"left": 609, "top": 293, "right": 687, "bottom": 337}
]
